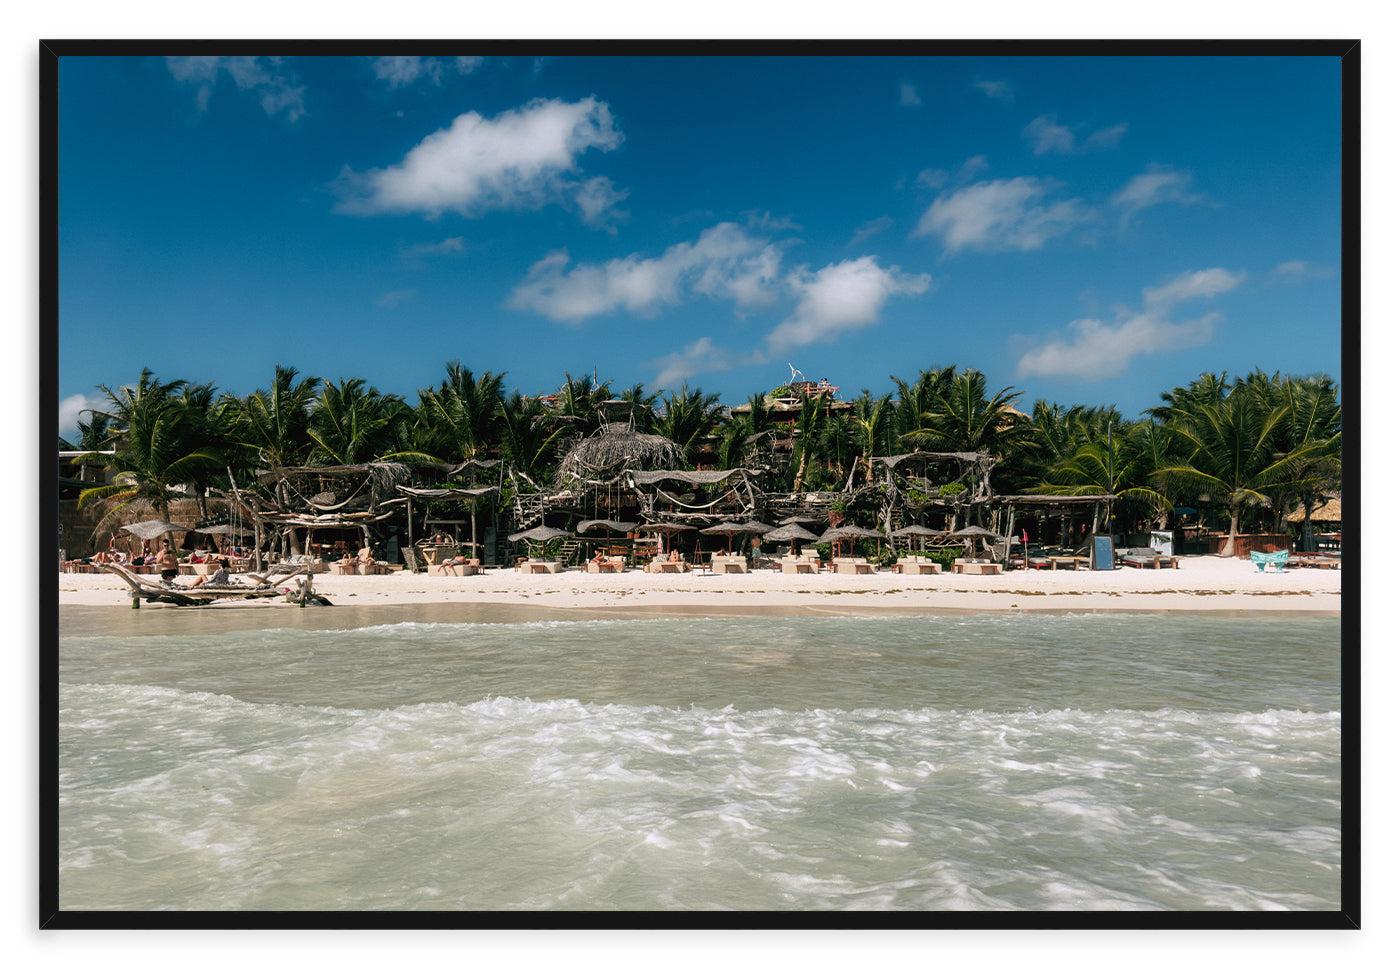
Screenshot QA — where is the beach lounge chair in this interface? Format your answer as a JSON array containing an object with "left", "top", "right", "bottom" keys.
[
  {"left": 1249, "top": 550, "right": 1290, "bottom": 573},
  {"left": 894, "top": 555, "right": 941, "bottom": 575},
  {"left": 831, "top": 556, "right": 874, "bottom": 575}
]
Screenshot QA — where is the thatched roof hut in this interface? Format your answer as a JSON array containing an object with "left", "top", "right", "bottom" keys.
[
  {"left": 1287, "top": 495, "right": 1342, "bottom": 523},
  {"left": 557, "top": 423, "right": 686, "bottom": 481}
]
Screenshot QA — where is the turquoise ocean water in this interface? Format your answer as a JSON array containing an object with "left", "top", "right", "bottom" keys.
[{"left": 57, "top": 607, "right": 1341, "bottom": 911}]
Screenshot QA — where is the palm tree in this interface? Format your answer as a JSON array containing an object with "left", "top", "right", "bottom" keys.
[
  {"left": 1273, "top": 374, "right": 1343, "bottom": 547},
  {"left": 850, "top": 391, "right": 894, "bottom": 486},
  {"left": 614, "top": 382, "right": 661, "bottom": 433},
  {"left": 713, "top": 391, "right": 769, "bottom": 471},
  {"left": 1041, "top": 419, "right": 1169, "bottom": 532},
  {"left": 225, "top": 365, "right": 321, "bottom": 472},
  {"left": 418, "top": 362, "right": 507, "bottom": 463},
  {"left": 76, "top": 369, "right": 225, "bottom": 528},
  {"left": 498, "top": 390, "right": 568, "bottom": 484},
  {"left": 549, "top": 372, "right": 614, "bottom": 438},
  {"left": 900, "top": 368, "right": 1029, "bottom": 459},
  {"left": 1155, "top": 379, "right": 1333, "bottom": 556},
  {"left": 790, "top": 393, "right": 823, "bottom": 491},
  {"left": 890, "top": 364, "right": 956, "bottom": 441},
  {"left": 307, "top": 378, "right": 403, "bottom": 465},
  {"left": 653, "top": 384, "right": 724, "bottom": 466}
]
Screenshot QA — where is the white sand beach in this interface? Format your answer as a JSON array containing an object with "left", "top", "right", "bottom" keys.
[{"left": 57, "top": 555, "right": 1342, "bottom": 616}]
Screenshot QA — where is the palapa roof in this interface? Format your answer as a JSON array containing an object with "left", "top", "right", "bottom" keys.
[
  {"left": 1287, "top": 495, "right": 1342, "bottom": 523},
  {"left": 397, "top": 485, "right": 499, "bottom": 499},
  {"left": 874, "top": 451, "right": 991, "bottom": 468},
  {"left": 629, "top": 468, "right": 755, "bottom": 486},
  {"left": 557, "top": 423, "right": 685, "bottom": 479}
]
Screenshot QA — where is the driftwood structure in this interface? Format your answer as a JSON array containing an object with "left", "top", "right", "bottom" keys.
[{"left": 99, "top": 562, "right": 327, "bottom": 607}]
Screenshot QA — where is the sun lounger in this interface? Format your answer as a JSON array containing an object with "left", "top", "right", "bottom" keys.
[
  {"left": 519, "top": 558, "right": 563, "bottom": 574},
  {"left": 953, "top": 558, "right": 1003, "bottom": 575},
  {"left": 709, "top": 553, "right": 748, "bottom": 573},
  {"left": 894, "top": 556, "right": 941, "bottom": 575},
  {"left": 1249, "top": 550, "right": 1290, "bottom": 573},
  {"left": 831, "top": 556, "right": 875, "bottom": 575}
]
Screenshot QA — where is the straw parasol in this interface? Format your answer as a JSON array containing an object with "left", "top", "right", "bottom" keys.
[
  {"left": 508, "top": 524, "right": 569, "bottom": 557},
  {"left": 635, "top": 521, "right": 696, "bottom": 555},
  {"left": 817, "top": 524, "right": 883, "bottom": 557},
  {"left": 776, "top": 514, "right": 823, "bottom": 526},
  {"left": 948, "top": 524, "right": 998, "bottom": 553},
  {"left": 576, "top": 519, "right": 637, "bottom": 534},
  {"left": 890, "top": 524, "right": 944, "bottom": 552},
  {"left": 700, "top": 520, "right": 772, "bottom": 553},
  {"left": 762, "top": 523, "right": 820, "bottom": 556},
  {"left": 121, "top": 520, "right": 187, "bottom": 541}
]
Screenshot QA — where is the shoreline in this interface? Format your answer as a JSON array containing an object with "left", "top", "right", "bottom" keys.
[{"left": 55, "top": 555, "right": 1342, "bottom": 625}]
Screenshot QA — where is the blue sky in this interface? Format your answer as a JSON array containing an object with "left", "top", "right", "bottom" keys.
[{"left": 56, "top": 50, "right": 1343, "bottom": 438}]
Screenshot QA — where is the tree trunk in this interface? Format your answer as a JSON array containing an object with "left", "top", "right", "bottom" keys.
[{"left": 1219, "top": 504, "right": 1242, "bottom": 557}]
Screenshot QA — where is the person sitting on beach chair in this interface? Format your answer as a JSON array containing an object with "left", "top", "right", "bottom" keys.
[
  {"left": 437, "top": 555, "right": 468, "bottom": 575},
  {"left": 190, "top": 557, "right": 240, "bottom": 588}
]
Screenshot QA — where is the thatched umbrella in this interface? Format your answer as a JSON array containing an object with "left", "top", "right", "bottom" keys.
[
  {"left": 576, "top": 519, "right": 637, "bottom": 534},
  {"left": 817, "top": 525, "right": 884, "bottom": 557},
  {"left": 763, "top": 523, "right": 820, "bottom": 556},
  {"left": 635, "top": 521, "right": 696, "bottom": 555},
  {"left": 700, "top": 520, "right": 772, "bottom": 553},
  {"left": 890, "top": 524, "right": 944, "bottom": 553},
  {"left": 508, "top": 524, "right": 569, "bottom": 558},
  {"left": 121, "top": 520, "right": 187, "bottom": 541},
  {"left": 948, "top": 524, "right": 998, "bottom": 554},
  {"left": 776, "top": 514, "right": 823, "bottom": 526}
]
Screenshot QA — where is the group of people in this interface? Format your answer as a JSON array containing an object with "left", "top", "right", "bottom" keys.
[{"left": 143, "top": 538, "right": 240, "bottom": 589}]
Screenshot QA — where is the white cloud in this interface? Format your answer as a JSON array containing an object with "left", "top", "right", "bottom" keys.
[
  {"left": 651, "top": 338, "right": 764, "bottom": 388},
  {"left": 1024, "top": 114, "right": 1127, "bottom": 155},
  {"left": 572, "top": 175, "right": 630, "bottom": 229},
  {"left": 899, "top": 83, "right": 921, "bottom": 106},
  {"left": 848, "top": 216, "right": 893, "bottom": 247},
  {"left": 1110, "top": 165, "right": 1205, "bottom": 226},
  {"left": 1274, "top": 259, "right": 1332, "bottom": 280},
  {"left": 403, "top": 237, "right": 466, "bottom": 257},
  {"left": 917, "top": 168, "right": 948, "bottom": 190},
  {"left": 1084, "top": 123, "right": 1129, "bottom": 150},
  {"left": 376, "top": 289, "right": 416, "bottom": 308},
  {"left": 1141, "top": 268, "right": 1245, "bottom": 309},
  {"left": 371, "top": 56, "right": 442, "bottom": 88},
  {"left": 58, "top": 393, "right": 107, "bottom": 441},
  {"left": 333, "top": 97, "right": 624, "bottom": 223},
  {"left": 913, "top": 177, "right": 1093, "bottom": 254},
  {"left": 508, "top": 222, "right": 786, "bottom": 323},
  {"left": 975, "top": 80, "right": 1013, "bottom": 103},
  {"left": 166, "top": 56, "right": 305, "bottom": 122},
  {"left": 1024, "top": 115, "right": 1076, "bottom": 155},
  {"left": 960, "top": 155, "right": 989, "bottom": 180},
  {"left": 764, "top": 257, "right": 931, "bottom": 354},
  {"left": 369, "top": 55, "right": 484, "bottom": 88},
  {"left": 1015, "top": 267, "right": 1245, "bottom": 380}
]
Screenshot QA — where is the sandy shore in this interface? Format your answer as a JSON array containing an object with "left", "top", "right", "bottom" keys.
[{"left": 56, "top": 555, "right": 1342, "bottom": 618}]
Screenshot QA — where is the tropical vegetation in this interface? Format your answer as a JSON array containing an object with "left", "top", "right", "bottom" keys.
[{"left": 62, "top": 361, "right": 1342, "bottom": 554}]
